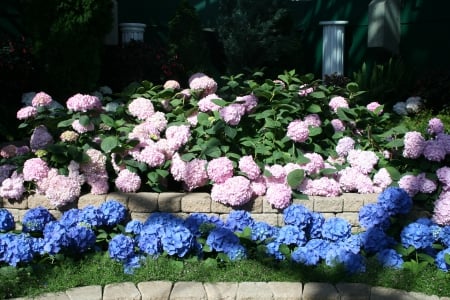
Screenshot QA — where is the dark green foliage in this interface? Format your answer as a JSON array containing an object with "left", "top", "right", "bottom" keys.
[
  {"left": 216, "top": 0, "right": 303, "bottom": 77},
  {"left": 21, "top": 0, "right": 113, "bottom": 99}
]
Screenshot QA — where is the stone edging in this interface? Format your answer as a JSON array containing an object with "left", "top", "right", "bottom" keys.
[{"left": 1, "top": 192, "right": 381, "bottom": 229}]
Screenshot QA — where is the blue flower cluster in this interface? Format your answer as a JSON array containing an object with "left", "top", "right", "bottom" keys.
[{"left": 0, "top": 208, "right": 14, "bottom": 232}]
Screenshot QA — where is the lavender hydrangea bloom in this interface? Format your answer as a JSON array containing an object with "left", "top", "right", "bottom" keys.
[
  {"left": 22, "top": 206, "right": 55, "bottom": 233},
  {"left": 435, "top": 248, "right": 450, "bottom": 272},
  {"left": 161, "top": 225, "right": 194, "bottom": 257},
  {"left": 400, "top": 222, "right": 435, "bottom": 249},
  {"left": 276, "top": 225, "right": 307, "bottom": 247},
  {"left": 283, "top": 204, "right": 312, "bottom": 230},
  {"left": 99, "top": 200, "right": 127, "bottom": 227},
  {"left": 321, "top": 218, "right": 351, "bottom": 242},
  {"left": 225, "top": 210, "right": 254, "bottom": 233},
  {"left": 377, "top": 249, "right": 404, "bottom": 269},
  {"left": 109, "top": 234, "right": 136, "bottom": 262},
  {"left": 0, "top": 208, "right": 15, "bottom": 232},
  {"left": 358, "top": 203, "right": 390, "bottom": 230},
  {"left": 377, "top": 187, "right": 412, "bottom": 216}
]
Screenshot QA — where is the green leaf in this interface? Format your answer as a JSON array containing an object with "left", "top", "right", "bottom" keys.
[
  {"left": 445, "top": 253, "right": 450, "bottom": 265},
  {"left": 287, "top": 169, "right": 305, "bottom": 188},
  {"left": 79, "top": 115, "right": 90, "bottom": 126},
  {"left": 100, "top": 114, "right": 115, "bottom": 128},
  {"left": 306, "top": 104, "right": 322, "bottom": 113},
  {"left": 309, "top": 91, "right": 326, "bottom": 99},
  {"left": 211, "top": 98, "right": 228, "bottom": 107},
  {"left": 346, "top": 82, "right": 359, "bottom": 93},
  {"left": 308, "top": 126, "right": 322, "bottom": 137},
  {"left": 385, "top": 166, "right": 401, "bottom": 181},
  {"left": 385, "top": 139, "right": 404, "bottom": 148},
  {"left": 57, "top": 119, "right": 74, "bottom": 128},
  {"left": 100, "top": 136, "right": 119, "bottom": 153},
  {"left": 181, "top": 153, "right": 196, "bottom": 161},
  {"left": 204, "top": 146, "right": 222, "bottom": 158},
  {"left": 224, "top": 126, "right": 237, "bottom": 139}
]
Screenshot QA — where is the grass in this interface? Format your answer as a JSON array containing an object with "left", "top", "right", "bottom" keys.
[{"left": 1, "top": 251, "right": 450, "bottom": 299}]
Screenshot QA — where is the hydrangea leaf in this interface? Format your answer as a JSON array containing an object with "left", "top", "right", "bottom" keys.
[{"left": 287, "top": 169, "right": 305, "bottom": 188}]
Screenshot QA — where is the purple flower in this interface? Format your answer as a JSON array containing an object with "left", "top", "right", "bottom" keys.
[
  {"left": 423, "top": 140, "right": 446, "bottom": 162},
  {"left": 428, "top": 117, "right": 444, "bottom": 135},
  {"left": 331, "top": 119, "right": 345, "bottom": 132},
  {"left": 403, "top": 131, "right": 425, "bottom": 159},
  {"left": 30, "top": 125, "right": 54, "bottom": 151}
]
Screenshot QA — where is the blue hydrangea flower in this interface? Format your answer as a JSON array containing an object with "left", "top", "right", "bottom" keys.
[
  {"left": 1, "top": 233, "right": 34, "bottom": 266},
  {"left": 336, "top": 234, "right": 362, "bottom": 254},
  {"left": 59, "top": 208, "right": 81, "bottom": 228},
  {"left": 435, "top": 248, "right": 450, "bottom": 272},
  {"left": 66, "top": 225, "right": 96, "bottom": 253},
  {"left": 306, "top": 238, "right": 333, "bottom": 260},
  {"left": 325, "top": 246, "right": 366, "bottom": 274},
  {"left": 306, "top": 211, "right": 324, "bottom": 239},
  {"left": 43, "top": 221, "right": 70, "bottom": 255},
  {"left": 439, "top": 226, "right": 450, "bottom": 247},
  {"left": 360, "top": 227, "right": 396, "bottom": 254},
  {"left": 400, "top": 222, "right": 434, "bottom": 249},
  {"left": 123, "top": 254, "right": 144, "bottom": 274},
  {"left": 99, "top": 200, "right": 128, "bottom": 227},
  {"left": 291, "top": 246, "right": 320, "bottom": 266},
  {"left": 78, "top": 205, "right": 102, "bottom": 227},
  {"left": 144, "top": 212, "right": 183, "bottom": 227},
  {"left": 276, "top": 225, "right": 306, "bottom": 247},
  {"left": 358, "top": 203, "right": 390, "bottom": 230},
  {"left": 161, "top": 224, "right": 194, "bottom": 257},
  {"left": 321, "top": 217, "right": 351, "bottom": 242},
  {"left": 109, "top": 234, "right": 136, "bottom": 262},
  {"left": 31, "top": 237, "right": 46, "bottom": 256},
  {"left": 184, "top": 213, "right": 223, "bottom": 237},
  {"left": 125, "top": 220, "right": 143, "bottom": 235},
  {"left": 225, "top": 210, "right": 254, "bottom": 232},
  {"left": 137, "top": 224, "right": 163, "bottom": 256},
  {"left": 283, "top": 204, "right": 312, "bottom": 230},
  {"left": 377, "top": 249, "right": 404, "bottom": 269},
  {"left": 22, "top": 206, "right": 55, "bottom": 233},
  {"left": 0, "top": 233, "right": 13, "bottom": 262},
  {"left": 206, "top": 227, "right": 240, "bottom": 253},
  {"left": 224, "top": 244, "right": 247, "bottom": 261},
  {"left": 250, "top": 222, "right": 277, "bottom": 242},
  {"left": 0, "top": 208, "right": 15, "bottom": 232},
  {"left": 377, "top": 187, "right": 412, "bottom": 215},
  {"left": 265, "top": 241, "right": 285, "bottom": 260}
]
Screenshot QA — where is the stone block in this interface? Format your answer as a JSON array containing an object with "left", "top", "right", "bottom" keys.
[
  {"left": 65, "top": 285, "right": 103, "bottom": 300},
  {"left": 137, "top": 281, "right": 172, "bottom": 300},
  {"left": 292, "top": 199, "right": 314, "bottom": 211},
  {"left": 130, "top": 212, "right": 150, "bottom": 223},
  {"left": 236, "top": 282, "right": 273, "bottom": 300},
  {"left": 78, "top": 194, "right": 106, "bottom": 209},
  {"left": 170, "top": 281, "right": 207, "bottom": 300},
  {"left": 106, "top": 192, "right": 129, "bottom": 207},
  {"left": 335, "top": 282, "right": 371, "bottom": 300},
  {"left": 34, "top": 291, "right": 70, "bottom": 299},
  {"left": 408, "top": 291, "right": 439, "bottom": 300},
  {"left": 203, "top": 282, "right": 238, "bottom": 300},
  {"left": 103, "top": 282, "right": 141, "bottom": 300},
  {"left": 302, "top": 282, "right": 339, "bottom": 300},
  {"left": 360, "top": 193, "right": 378, "bottom": 205},
  {"left": 313, "top": 196, "right": 343, "bottom": 213},
  {"left": 336, "top": 212, "right": 360, "bottom": 227},
  {"left": 27, "top": 194, "right": 53, "bottom": 209},
  {"left": 158, "top": 192, "right": 183, "bottom": 212},
  {"left": 342, "top": 196, "right": 365, "bottom": 212},
  {"left": 252, "top": 213, "right": 279, "bottom": 226},
  {"left": 370, "top": 286, "right": 416, "bottom": 300},
  {"left": 181, "top": 193, "right": 211, "bottom": 213},
  {"left": 211, "top": 200, "right": 233, "bottom": 213},
  {"left": 128, "top": 192, "right": 158, "bottom": 213},
  {"left": 1, "top": 197, "right": 28, "bottom": 209},
  {"left": 236, "top": 196, "right": 263, "bottom": 213},
  {"left": 268, "top": 281, "right": 303, "bottom": 300}
]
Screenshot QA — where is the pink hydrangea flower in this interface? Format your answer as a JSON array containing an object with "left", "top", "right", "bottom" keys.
[
  {"left": 437, "top": 166, "right": 450, "bottom": 186},
  {"left": 129, "top": 121, "right": 161, "bottom": 143},
  {"left": 423, "top": 140, "right": 446, "bottom": 162},
  {"left": 0, "top": 171, "right": 25, "bottom": 200},
  {"left": 183, "top": 158, "right": 208, "bottom": 191},
  {"left": 372, "top": 168, "right": 392, "bottom": 191},
  {"left": 163, "top": 80, "right": 181, "bottom": 90},
  {"left": 298, "top": 177, "right": 341, "bottom": 197},
  {"left": 128, "top": 97, "right": 155, "bottom": 120},
  {"left": 17, "top": 106, "right": 38, "bottom": 120},
  {"left": 72, "top": 119, "right": 95, "bottom": 134},
  {"left": 347, "top": 149, "right": 379, "bottom": 175},
  {"left": 235, "top": 94, "right": 258, "bottom": 113},
  {"left": 165, "top": 125, "right": 191, "bottom": 150},
  {"left": 23, "top": 158, "right": 49, "bottom": 182},
  {"left": 80, "top": 149, "right": 109, "bottom": 195},
  {"left": 265, "top": 183, "right": 292, "bottom": 209},
  {"left": 238, "top": 155, "right": 261, "bottom": 180},
  {"left": 287, "top": 120, "right": 309, "bottom": 143},
  {"left": 300, "top": 153, "right": 325, "bottom": 175},
  {"left": 132, "top": 144, "right": 166, "bottom": 168},
  {"left": 264, "top": 164, "right": 287, "bottom": 185},
  {"left": 336, "top": 137, "right": 355, "bottom": 157},
  {"left": 207, "top": 157, "right": 234, "bottom": 183},
  {"left": 366, "top": 101, "right": 382, "bottom": 114},
  {"left": 331, "top": 119, "right": 345, "bottom": 132},
  {"left": 30, "top": 125, "right": 54, "bottom": 151},
  {"left": 115, "top": 169, "right": 141, "bottom": 193},
  {"left": 398, "top": 174, "right": 420, "bottom": 197},
  {"left": 188, "top": 72, "right": 218, "bottom": 96},
  {"left": 187, "top": 112, "right": 199, "bottom": 127},
  {"left": 0, "top": 145, "right": 17, "bottom": 158},
  {"left": 417, "top": 173, "right": 437, "bottom": 194},
  {"left": 304, "top": 114, "right": 321, "bottom": 128},
  {"left": 403, "top": 131, "right": 425, "bottom": 159},
  {"left": 298, "top": 84, "right": 314, "bottom": 96},
  {"left": 432, "top": 191, "right": 450, "bottom": 225},
  {"left": 250, "top": 176, "right": 267, "bottom": 196},
  {"left": 170, "top": 152, "right": 187, "bottom": 181},
  {"left": 147, "top": 111, "right": 168, "bottom": 132},
  {"left": 31, "top": 92, "right": 53, "bottom": 107},
  {"left": 219, "top": 103, "right": 246, "bottom": 125},
  {"left": 338, "top": 167, "right": 374, "bottom": 194},
  {"left": 211, "top": 176, "right": 253, "bottom": 206},
  {"left": 328, "top": 96, "right": 349, "bottom": 113},
  {"left": 66, "top": 93, "right": 102, "bottom": 112},
  {"left": 198, "top": 94, "right": 222, "bottom": 112},
  {"left": 45, "top": 172, "right": 83, "bottom": 207}
]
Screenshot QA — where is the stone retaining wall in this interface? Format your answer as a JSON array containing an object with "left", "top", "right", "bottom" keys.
[{"left": 1, "top": 192, "right": 380, "bottom": 230}]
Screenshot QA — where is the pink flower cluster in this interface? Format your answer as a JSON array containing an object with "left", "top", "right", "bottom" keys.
[
  {"left": 16, "top": 106, "right": 38, "bottom": 120},
  {"left": 115, "top": 169, "right": 141, "bottom": 193},
  {"left": 23, "top": 158, "right": 49, "bottom": 181},
  {"left": 211, "top": 176, "right": 253, "bottom": 206},
  {"left": 219, "top": 103, "right": 246, "bottom": 125},
  {"left": 366, "top": 101, "right": 382, "bottom": 114},
  {"left": 188, "top": 73, "right": 218, "bottom": 96},
  {"left": 198, "top": 94, "right": 222, "bottom": 112},
  {"left": 286, "top": 120, "right": 309, "bottom": 143},
  {"left": 66, "top": 93, "right": 102, "bottom": 112},
  {"left": 128, "top": 97, "right": 155, "bottom": 120},
  {"left": 403, "top": 131, "right": 425, "bottom": 159},
  {"left": 169, "top": 154, "right": 208, "bottom": 191},
  {"left": 72, "top": 119, "right": 95, "bottom": 134},
  {"left": 80, "top": 149, "right": 109, "bottom": 195},
  {"left": 433, "top": 191, "right": 450, "bottom": 225},
  {"left": 347, "top": 149, "right": 378, "bottom": 174},
  {"left": 298, "top": 177, "right": 341, "bottom": 197},
  {"left": 0, "top": 171, "right": 25, "bottom": 200},
  {"left": 238, "top": 155, "right": 261, "bottom": 180},
  {"left": 31, "top": 92, "right": 53, "bottom": 107},
  {"left": 207, "top": 157, "right": 234, "bottom": 183},
  {"left": 398, "top": 173, "right": 437, "bottom": 197},
  {"left": 328, "top": 96, "right": 349, "bottom": 113},
  {"left": 336, "top": 137, "right": 355, "bottom": 157},
  {"left": 427, "top": 118, "right": 444, "bottom": 135}
]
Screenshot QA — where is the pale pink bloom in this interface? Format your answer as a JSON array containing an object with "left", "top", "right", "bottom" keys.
[
  {"left": 115, "top": 169, "right": 141, "bottom": 193},
  {"left": 287, "top": 120, "right": 309, "bottom": 143},
  {"left": 128, "top": 97, "right": 155, "bottom": 120},
  {"left": 219, "top": 103, "right": 246, "bottom": 125},
  {"left": 163, "top": 80, "right": 181, "bottom": 90},
  {"left": 432, "top": 191, "right": 450, "bottom": 225},
  {"left": 170, "top": 152, "right": 187, "bottom": 181},
  {"left": 31, "top": 92, "right": 53, "bottom": 107},
  {"left": 427, "top": 118, "right": 444, "bottom": 135},
  {"left": 403, "top": 131, "right": 425, "bottom": 159},
  {"left": 273, "top": 79, "right": 286, "bottom": 89},
  {"left": 17, "top": 106, "right": 38, "bottom": 120},
  {"left": 300, "top": 153, "right": 325, "bottom": 175},
  {"left": 30, "top": 125, "right": 54, "bottom": 151},
  {"left": 398, "top": 174, "right": 420, "bottom": 197},
  {"left": 423, "top": 139, "right": 446, "bottom": 162},
  {"left": 264, "top": 164, "right": 287, "bottom": 185},
  {"left": 183, "top": 159, "right": 208, "bottom": 191},
  {"left": 66, "top": 93, "right": 102, "bottom": 112},
  {"left": 298, "top": 85, "right": 314, "bottom": 96},
  {"left": 437, "top": 167, "right": 450, "bottom": 186},
  {"left": 328, "top": 96, "right": 349, "bottom": 113},
  {"left": 336, "top": 137, "right": 355, "bottom": 157},
  {"left": 331, "top": 119, "right": 345, "bottom": 132},
  {"left": 132, "top": 144, "right": 166, "bottom": 168},
  {"left": 235, "top": 94, "right": 258, "bottom": 113},
  {"left": 238, "top": 155, "right": 261, "bottom": 180},
  {"left": 80, "top": 149, "right": 109, "bottom": 195},
  {"left": 265, "top": 183, "right": 292, "bottom": 209},
  {"left": 207, "top": 157, "right": 234, "bottom": 183},
  {"left": 187, "top": 111, "right": 199, "bottom": 127},
  {"left": 129, "top": 121, "right": 161, "bottom": 143},
  {"left": 298, "top": 177, "right": 341, "bottom": 197},
  {"left": 366, "top": 101, "right": 382, "bottom": 114},
  {"left": 0, "top": 171, "right": 25, "bottom": 200},
  {"left": 211, "top": 176, "right": 253, "bottom": 206},
  {"left": 250, "top": 176, "right": 267, "bottom": 196},
  {"left": 165, "top": 125, "right": 190, "bottom": 150},
  {"left": 188, "top": 72, "right": 217, "bottom": 96},
  {"left": 198, "top": 93, "right": 222, "bottom": 112},
  {"left": 147, "top": 111, "right": 168, "bottom": 132},
  {"left": 45, "top": 172, "right": 83, "bottom": 207},
  {"left": 23, "top": 158, "right": 49, "bottom": 182},
  {"left": 417, "top": 173, "right": 437, "bottom": 194},
  {"left": 372, "top": 168, "right": 392, "bottom": 190},
  {"left": 304, "top": 114, "right": 321, "bottom": 128},
  {"left": 60, "top": 130, "right": 79, "bottom": 142},
  {"left": 72, "top": 119, "right": 94, "bottom": 134},
  {"left": 338, "top": 167, "right": 374, "bottom": 194},
  {"left": 347, "top": 149, "right": 379, "bottom": 175}
]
